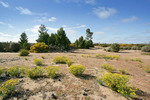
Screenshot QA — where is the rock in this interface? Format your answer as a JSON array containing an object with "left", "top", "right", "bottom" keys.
[
  {"left": 83, "top": 92, "right": 88, "bottom": 96},
  {"left": 51, "top": 93, "right": 57, "bottom": 99},
  {"left": 58, "top": 79, "right": 61, "bottom": 81},
  {"left": 84, "top": 88, "right": 89, "bottom": 92}
]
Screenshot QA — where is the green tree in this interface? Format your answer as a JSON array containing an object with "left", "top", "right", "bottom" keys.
[
  {"left": 78, "top": 36, "right": 85, "bottom": 48},
  {"left": 74, "top": 39, "right": 79, "bottom": 48},
  {"left": 111, "top": 43, "right": 120, "bottom": 52},
  {"left": 36, "top": 24, "right": 50, "bottom": 45},
  {"left": 19, "top": 32, "right": 29, "bottom": 49},
  {"left": 86, "top": 28, "right": 93, "bottom": 41}
]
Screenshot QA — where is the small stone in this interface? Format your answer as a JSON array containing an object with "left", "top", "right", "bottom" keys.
[
  {"left": 84, "top": 88, "right": 89, "bottom": 92},
  {"left": 58, "top": 79, "right": 61, "bottom": 81},
  {"left": 51, "top": 93, "right": 57, "bottom": 99},
  {"left": 83, "top": 92, "right": 88, "bottom": 96}
]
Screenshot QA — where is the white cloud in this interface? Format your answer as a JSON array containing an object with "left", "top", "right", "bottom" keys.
[
  {"left": 25, "top": 25, "right": 40, "bottom": 33},
  {"left": 62, "top": 25, "right": 67, "bottom": 27},
  {"left": 71, "top": 25, "right": 86, "bottom": 29},
  {"left": 16, "top": 7, "right": 33, "bottom": 15},
  {"left": 53, "top": 0, "right": 96, "bottom": 5},
  {"left": 93, "top": 7, "right": 117, "bottom": 19},
  {"left": 0, "top": 1, "right": 9, "bottom": 8},
  {"left": 95, "top": 32, "right": 105, "bottom": 35},
  {"left": 0, "top": 21, "right": 14, "bottom": 29},
  {"left": 35, "top": 17, "right": 57, "bottom": 22},
  {"left": 0, "top": 32, "right": 11, "bottom": 37},
  {"left": 48, "top": 17, "right": 57, "bottom": 22},
  {"left": 122, "top": 16, "right": 138, "bottom": 23}
]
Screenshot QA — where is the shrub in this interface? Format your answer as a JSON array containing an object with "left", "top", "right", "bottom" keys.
[
  {"left": 141, "top": 46, "right": 150, "bottom": 52},
  {"left": 52, "top": 56, "right": 73, "bottom": 65},
  {"left": 96, "top": 54, "right": 120, "bottom": 60},
  {"left": 26, "top": 67, "right": 44, "bottom": 79},
  {"left": 106, "top": 48, "right": 112, "bottom": 52},
  {"left": 145, "top": 67, "right": 150, "bottom": 73},
  {"left": 111, "top": 43, "right": 120, "bottom": 52},
  {"left": 69, "top": 65, "right": 86, "bottom": 76},
  {"left": 33, "top": 58, "right": 43, "bottom": 66},
  {"left": 19, "top": 49, "right": 29, "bottom": 56},
  {"left": 7, "top": 66, "right": 21, "bottom": 77},
  {"left": 101, "top": 64, "right": 114, "bottom": 72},
  {"left": 11, "top": 43, "right": 21, "bottom": 52},
  {"left": 130, "top": 58, "right": 142, "bottom": 63},
  {"left": 24, "top": 57, "right": 28, "bottom": 60},
  {"left": 131, "top": 46, "right": 138, "bottom": 50},
  {"left": 30, "top": 42, "right": 49, "bottom": 53},
  {"left": 66, "top": 59, "right": 73, "bottom": 67},
  {"left": 98, "top": 73, "right": 136, "bottom": 98},
  {"left": 119, "top": 68, "right": 128, "bottom": 75},
  {"left": 0, "top": 79, "right": 19, "bottom": 98},
  {"left": 0, "top": 67, "right": 5, "bottom": 76},
  {"left": 41, "top": 56, "right": 45, "bottom": 59},
  {"left": 46, "top": 66, "right": 60, "bottom": 78}
]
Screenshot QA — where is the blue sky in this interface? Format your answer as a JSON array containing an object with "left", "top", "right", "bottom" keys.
[{"left": 0, "top": 0, "right": 150, "bottom": 43}]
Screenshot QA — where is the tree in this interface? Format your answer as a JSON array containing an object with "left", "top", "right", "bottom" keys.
[
  {"left": 19, "top": 32, "right": 29, "bottom": 49},
  {"left": 78, "top": 36, "right": 85, "bottom": 48},
  {"left": 36, "top": 24, "right": 50, "bottom": 45},
  {"left": 111, "top": 43, "right": 120, "bottom": 52},
  {"left": 86, "top": 28, "right": 93, "bottom": 41},
  {"left": 74, "top": 40, "right": 79, "bottom": 48}
]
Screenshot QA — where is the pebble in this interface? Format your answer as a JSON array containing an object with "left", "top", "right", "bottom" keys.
[{"left": 51, "top": 93, "right": 57, "bottom": 99}]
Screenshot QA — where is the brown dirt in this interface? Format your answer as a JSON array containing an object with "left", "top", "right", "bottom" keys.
[{"left": 0, "top": 48, "right": 150, "bottom": 100}]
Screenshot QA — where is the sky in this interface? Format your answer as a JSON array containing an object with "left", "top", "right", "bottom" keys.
[{"left": 0, "top": 0, "right": 150, "bottom": 44}]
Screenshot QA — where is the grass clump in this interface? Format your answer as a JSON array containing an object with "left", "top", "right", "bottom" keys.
[
  {"left": 33, "top": 58, "right": 43, "bottom": 66},
  {"left": 24, "top": 57, "right": 28, "bottom": 60},
  {"left": 26, "top": 67, "right": 44, "bottom": 79},
  {"left": 119, "top": 68, "right": 128, "bottom": 75},
  {"left": 0, "top": 79, "right": 19, "bottom": 98},
  {"left": 46, "top": 66, "right": 60, "bottom": 78},
  {"left": 66, "top": 59, "right": 73, "bottom": 67},
  {"left": 101, "top": 64, "right": 115, "bottom": 72},
  {"left": 96, "top": 54, "right": 120, "bottom": 61},
  {"left": 19, "top": 49, "right": 29, "bottom": 56},
  {"left": 7, "top": 66, "right": 21, "bottom": 77},
  {"left": 98, "top": 73, "right": 137, "bottom": 98},
  {"left": 41, "top": 56, "right": 45, "bottom": 59},
  {"left": 69, "top": 65, "right": 86, "bottom": 76}
]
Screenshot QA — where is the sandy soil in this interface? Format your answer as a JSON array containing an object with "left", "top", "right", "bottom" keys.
[{"left": 0, "top": 48, "right": 150, "bottom": 100}]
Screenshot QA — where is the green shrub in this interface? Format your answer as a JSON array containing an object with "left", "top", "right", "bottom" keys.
[
  {"left": 46, "top": 66, "right": 60, "bottom": 78},
  {"left": 130, "top": 58, "right": 142, "bottom": 63},
  {"left": 7, "top": 66, "right": 21, "bottom": 77},
  {"left": 141, "top": 46, "right": 150, "bottom": 52},
  {"left": 0, "top": 79, "right": 19, "bottom": 98},
  {"left": 26, "top": 67, "right": 44, "bottom": 79},
  {"left": 30, "top": 42, "right": 49, "bottom": 53},
  {"left": 19, "top": 49, "right": 29, "bottom": 56},
  {"left": 96, "top": 54, "right": 120, "bottom": 60},
  {"left": 119, "top": 68, "right": 128, "bottom": 75},
  {"left": 24, "top": 57, "right": 28, "bottom": 60},
  {"left": 69, "top": 65, "right": 86, "bottom": 76},
  {"left": 33, "top": 58, "right": 43, "bottom": 66},
  {"left": 101, "top": 64, "right": 114, "bottom": 72},
  {"left": 106, "top": 48, "right": 112, "bottom": 52},
  {"left": 98, "top": 73, "right": 136, "bottom": 98},
  {"left": 111, "top": 43, "right": 120, "bottom": 52},
  {"left": 41, "top": 56, "right": 45, "bottom": 59}
]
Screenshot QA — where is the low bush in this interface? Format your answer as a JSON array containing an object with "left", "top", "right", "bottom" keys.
[
  {"left": 111, "top": 43, "right": 120, "bottom": 52},
  {"left": 7, "top": 66, "right": 21, "bottom": 77},
  {"left": 141, "top": 46, "right": 150, "bottom": 52},
  {"left": 0, "top": 67, "right": 5, "bottom": 76},
  {"left": 33, "top": 58, "right": 43, "bottom": 66},
  {"left": 24, "top": 57, "right": 28, "bottom": 60},
  {"left": 26, "top": 67, "right": 44, "bottom": 79},
  {"left": 52, "top": 56, "right": 73, "bottom": 65},
  {"left": 30, "top": 42, "right": 49, "bottom": 53},
  {"left": 130, "top": 58, "right": 142, "bottom": 63},
  {"left": 119, "top": 68, "right": 128, "bottom": 75},
  {"left": 69, "top": 65, "right": 86, "bottom": 76},
  {"left": 0, "top": 79, "right": 19, "bottom": 98},
  {"left": 46, "top": 66, "right": 60, "bottom": 78},
  {"left": 19, "top": 49, "right": 29, "bottom": 56},
  {"left": 41, "top": 56, "right": 45, "bottom": 59},
  {"left": 145, "top": 67, "right": 150, "bottom": 73},
  {"left": 101, "top": 64, "right": 114, "bottom": 72},
  {"left": 98, "top": 73, "right": 137, "bottom": 98},
  {"left": 96, "top": 54, "right": 120, "bottom": 60},
  {"left": 131, "top": 46, "right": 138, "bottom": 50}
]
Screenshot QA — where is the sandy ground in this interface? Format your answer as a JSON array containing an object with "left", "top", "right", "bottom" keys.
[{"left": 0, "top": 48, "right": 150, "bottom": 100}]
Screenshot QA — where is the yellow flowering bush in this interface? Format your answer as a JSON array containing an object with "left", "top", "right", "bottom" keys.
[
  {"left": 69, "top": 65, "right": 86, "bottom": 76},
  {"left": 46, "top": 66, "right": 60, "bottom": 78},
  {"left": 98, "top": 73, "right": 137, "bottom": 98},
  {"left": 30, "top": 42, "right": 49, "bottom": 53},
  {"left": 52, "top": 56, "right": 73, "bottom": 66},
  {"left": 7, "top": 66, "right": 21, "bottom": 77},
  {"left": 33, "top": 58, "right": 43, "bottom": 66},
  {"left": 0, "top": 79, "right": 19, "bottom": 97},
  {"left": 26, "top": 67, "right": 44, "bottom": 79},
  {"left": 101, "top": 64, "right": 114, "bottom": 72},
  {"left": 96, "top": 54, "right": 120, "bottom": 60}
]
